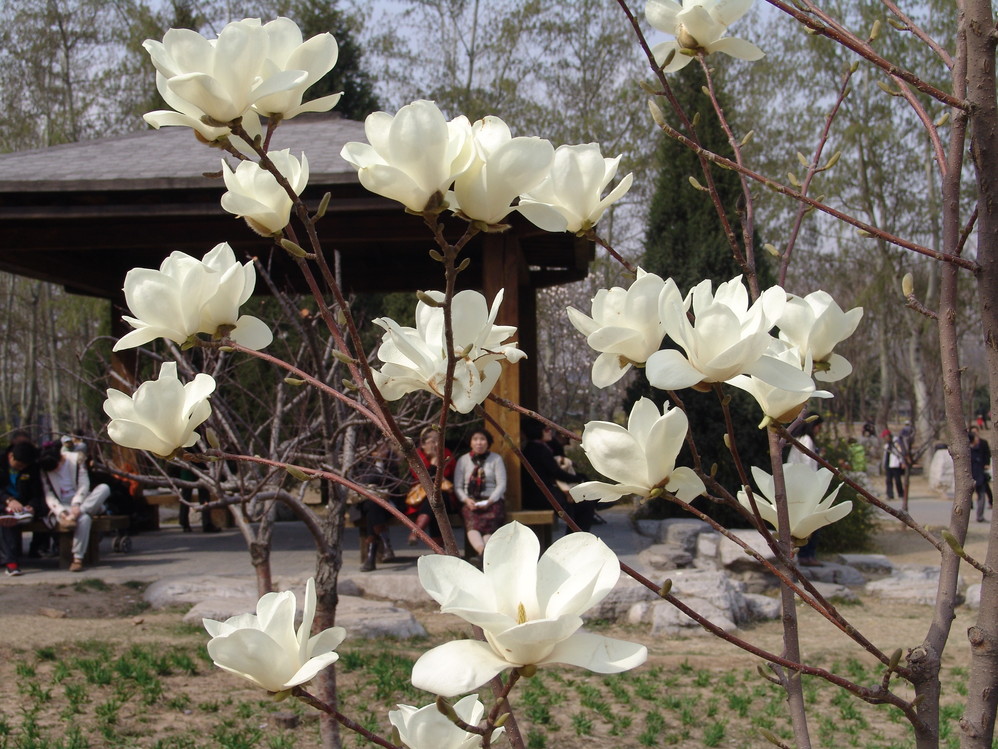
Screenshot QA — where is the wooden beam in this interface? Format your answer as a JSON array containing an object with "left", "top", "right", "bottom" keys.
[{"left": 481, "top": 233, "right": 530, "bottom": 511}]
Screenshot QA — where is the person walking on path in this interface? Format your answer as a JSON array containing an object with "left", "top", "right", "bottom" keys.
[
  {"left": 970, "top": 426, "right": 992, "bottom": 522},
  {"left": 883, "top": 429, "right": 906, "bottom": 500}
]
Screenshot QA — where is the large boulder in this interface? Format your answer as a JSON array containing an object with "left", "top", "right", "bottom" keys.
[
  {"left": 717, "top": 529, "right": 778, "bottom": 572},
  {"left": 638, "top": 544, "right": 693, "bottom": 571},
  {"left": 801, "top": 562, "right": 866, "bottom": 586},
  {"left": 633, "top": 518, "right": 711, "bottom": 553},
  {"left": 836, "top": 554, "right": 895, "bottom": 575},
  {"left": 629, "top": 597, "right": 737, "bottom": 637},
  {"left": 965, "top": 583, "right": 981, "bottom": 609},
  {"left": 585, "top": 576, "right": 657, "bottom": 622},
  {"left": 343, "top": 572, "right": 435, "bottom": 605},
  {"left": 865, "top": 565, "right": 964, "bottom": 606}
]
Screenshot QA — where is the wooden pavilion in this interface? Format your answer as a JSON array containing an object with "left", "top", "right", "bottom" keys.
[{"left": 0, "top": 114, "right": 594, "bottom": 508}]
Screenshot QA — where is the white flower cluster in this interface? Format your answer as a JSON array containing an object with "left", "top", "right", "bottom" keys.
[
  {"left": 371, "top": 289, "right": 526, "bottom": 414},
  {"left": 569, "top": 270, "right": 861, "bottom": 417},
  {"left": 143, "top": 17, "right": 340, "bottom": 140},
  {"left": 203, "top": 530, "right": 647, "bottom": 743},
  {"left": 569, "top": 270, "right": 861, "bottom": 535},
  {"left": 341, "top": 99, "right": 632, "bottom": 232}
]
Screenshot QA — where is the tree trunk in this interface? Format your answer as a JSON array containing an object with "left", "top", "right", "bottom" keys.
[{"left": 959, "top": 0, "right": 998, "bottom": 744}]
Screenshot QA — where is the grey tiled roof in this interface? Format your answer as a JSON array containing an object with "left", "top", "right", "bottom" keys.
[{"left": 0, "top": 114, "right": 366, "bottom": 191}]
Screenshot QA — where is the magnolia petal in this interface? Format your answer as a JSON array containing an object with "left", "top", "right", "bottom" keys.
[
  {"left": 488, "top": 615, "right": 584, "bottom": 665},
  {"left": 744, "top": 354, "right": 816, "bottom": 392},
  {"left": 539, "top": 630, "right": 648, "bottom": 673},
  {"left": 645, "top": 0, "right": 683, "bottom": 32},
  {"left": 282, "top": 650, "right": 340, "bottom": 689},
  {"left": 418, "top": 554, "right": 496, "bottom": 612},
  {"left": 569, "top": 480, "right": 645, "bottom": 504},
  {"left": 815, "top": 353, "right": 853, "bottom": 382},
  {"left": 106, "top": 419, "right": 176, "bottom": 457},
  {"left": 645, "top": 349, "right": 705, "bottom": 390},
  {"left": 516, "top": 200, "right": 571, "bottom": 233},
  {"left": 536, "top": 534, "right": 619, "bottom": 618},
  {"left": 793, "top": 501, "right": 852, "bottom": 540},
  {"left": 307, "top": 626, "right": 347, "bottom": 659},
  {"left": 707, "top": 36, "right": 765, "bottom": 61},
  {"left": 207, "top": 629, "right": 296, "bottom": 692},
  {"left": 666, "top": 466, "right": 706, "bottom": 501},
  {"left": 411, "top": 640, "right": 511, "bottom": 697},
  {"left": 591, "top": 352, "right": 631, "bottom": 388},
  {"left": 484, "top": 522, "right": 540, "bottom": 618},
  {"left": 230, "top": 315, "right": 274, "bottom": 350},
  {"left": 712, "top": 0, "right": 755, "bottom": 26},
  {"left": 579, "top": 421, "right": 645, "bottom": 486},
  {"left": 651, "top": 41, "right": 695, "bottom": 72}
]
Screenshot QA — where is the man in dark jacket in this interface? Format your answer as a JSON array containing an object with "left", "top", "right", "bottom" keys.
[{"left": 0, "top": 440, "right": 44, "bottom": 576}]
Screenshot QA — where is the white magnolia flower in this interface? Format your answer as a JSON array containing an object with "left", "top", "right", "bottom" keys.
[
  {"left": 204, "top": 578, "right": 346, "bottom": 693},
  {"left": 143, "top": 73, "right": 263, "bottom": 154},
  {"left": 728, "top": 341, "right": 832, "bottom": 425},
  {"left": 372, "top": 289, "right": 525, "bottom": 414},
  {"left": 389, "top": 696, "right": 503, "bottom": 749},
  {"left": 517, "top": 143, "right": 634, "bottom": 233},
  {"left": 570, "top": 397, "right": 705, "bottom": 504},
  {"left": 412, "top": 522, "right": 647, "bottom": 697},
  {"left": 114, "top": 243, "right": 273, "bottom": 352},
  {"left": 645, "top": 0, "right": 764, "bottom": 73},
  {"left": 646, "top": 276, "right": 811, "bottom": 392},
  {"left": 340, "top": 100, "right": 474, "bottom": 212},
  {"left": 221, "top": 150, "right": 309, "bottom": 235},
  {"left": 738, "top": 463, "right": 852, "bottom": 542},
  {"left": 777, "top": 290, "right": 863, "bottom": 382},
  {"left": 450, "top": 116, "right": 554, "bottom": 225},
  {"left": 252, "top": 18, "right": 341, "bottom": 119},
  {"left": 103, "top": 362, "right": 214, "bottom": 458},
  {"left": 143, "top": 19, "right": 309, "bottom": 124},
  {"left": 567, "top": 269, "right": 681, "bottom": 387}
]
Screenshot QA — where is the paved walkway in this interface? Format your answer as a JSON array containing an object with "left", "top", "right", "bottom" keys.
[
  {"left": 2, "top": 477, "right": 980, "bottom": 588},
  {"left": 1, "top": 505, "right": 646, "bottom": 587}
]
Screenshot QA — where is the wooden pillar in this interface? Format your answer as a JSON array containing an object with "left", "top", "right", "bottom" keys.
[{"left": 481, "top": 233, "right": 534, "bottom": 512}]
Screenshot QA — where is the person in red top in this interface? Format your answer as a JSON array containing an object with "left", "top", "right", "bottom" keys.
[{"left": 406, "top": 427, "right": 454, "bottom": 547}]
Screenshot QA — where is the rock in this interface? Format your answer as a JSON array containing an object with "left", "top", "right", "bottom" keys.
[
  {"left": 660, "top": 519, "right": 712, "bottom": 554},
  {"left": 801, "top": 562, "right": 866, "bottom": 586},
  {"left": 667, "top": 569, "right": 749, "bottom": 624},
  {"left": 694, "top": 532, "right": 720, "bottom": 568},
  {"left": 145, "top": 575, "right": 362, "bottom": 609},
  {"left": 145, "top": 576, "right": 258, "bottom": 609},
  {"left": 864, "top": 565, "right": 962, "bottom": 606},
  {"left": 585, "top": 577, "right": 656, "bottom": 622},
  {"left": 965, "top": 583, "right": 981, "bottom": 609},
  {"left": 183, "top": 594, "right": 426, "bottom": 638},
  {"left": 836, "top": 554, "right": 894, "bottom": 575},
  {"left": 634, "top": 519, "right": 665, "bottom": 543},
  {"left": 629, "top": 598, "right": 737, "bottom": 636},
  {"left": 638, "top": 543, "right": 693, "bottom": 571},
  {"left": 345, "top": 572, "right": 434, "bottom": 605},
  {"left": 717, "top": 530, "right": 778, "bottom": 572},
  {"left": 809, "top": 581, "right": 858, "bottom": 603},
  {"left": 39, "top": 607, "right": 67, "bottom": 619},
  {"left": 744, "top": 593, "right": 781, "bottom": 620}
]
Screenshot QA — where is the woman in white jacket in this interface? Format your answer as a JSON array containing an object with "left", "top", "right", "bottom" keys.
[{"left": 38, "top": 443, "right": 110, "bottom": 572}]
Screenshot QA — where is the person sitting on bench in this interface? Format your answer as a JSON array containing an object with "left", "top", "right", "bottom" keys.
[{"left": 38, "top": 442, "right": 110, "bottom": 572}]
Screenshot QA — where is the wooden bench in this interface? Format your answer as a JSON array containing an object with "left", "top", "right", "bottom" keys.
[
  {"left": 22, "top": 515, "right": 131, "bottom": 569},
  {"left": 143, "top": 491, "right": 232, "bottom": 529},
  {"left": 344, "top": 506, "right": 556, "bottom": 552}
]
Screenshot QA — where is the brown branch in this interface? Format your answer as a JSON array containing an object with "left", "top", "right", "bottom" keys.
[{"left": 292, "top": 687, "right": 402, "bottom": 749}]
